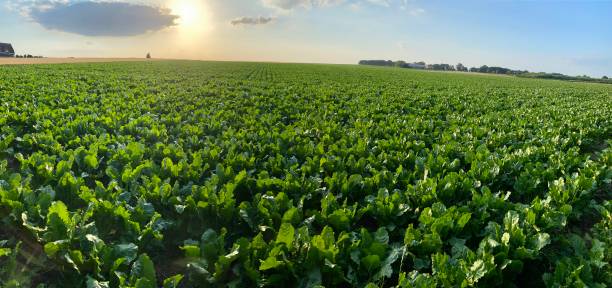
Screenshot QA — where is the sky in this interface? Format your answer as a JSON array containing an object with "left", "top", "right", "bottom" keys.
[{"left": 0, "top": 0, "right": 610, "bottom": 77}]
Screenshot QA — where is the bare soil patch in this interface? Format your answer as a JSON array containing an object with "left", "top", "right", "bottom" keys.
[{"left": 0, "top": 57, "right": 166, "bottom": 65}]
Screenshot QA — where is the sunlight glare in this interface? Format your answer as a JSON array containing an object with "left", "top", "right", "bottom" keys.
[{"left": 170, "top": 0, "right": 211, "bottom": 31}]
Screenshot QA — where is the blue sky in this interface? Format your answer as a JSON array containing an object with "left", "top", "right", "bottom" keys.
[{"left": 0, "top": 0, "right": 610, "bottom": 77}]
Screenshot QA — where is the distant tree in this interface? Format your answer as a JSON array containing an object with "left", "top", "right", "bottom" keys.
[
  {"left": 430, "top": 63, "right": 453, "bottom": 71},
  {"left": 602, "top": 76, "right": 608, "bottom": 79},
  {"left": 358, "top": 60, "right": 394, "bottom": 67},
  {"left": 146, "top": 53, "right": 151, "bottom": 59},
  {"left": 415, "top": 61, "right": 426, "bottom": 65},
  {"left": 456, "top": 63, "right": 467, "bottom": 72},
  {"left": 469, "top": 67, "right": 478, "bottom": 73},
  {"left": 478, "top": 65, "right": 489, "bottom": 73},
  {"left": 487, "top": 67, "right": 510, "bottom": 74},
  {"left": 395, "top": 60, "right": 407, "bottom": 68}
]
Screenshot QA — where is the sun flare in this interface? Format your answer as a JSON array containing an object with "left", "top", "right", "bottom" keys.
[
  {"left": 169, "top": 0, "right": 211, "bottom": 30},
  {"left": 171, "top": 0, "right": 198, "bottom": 26}
]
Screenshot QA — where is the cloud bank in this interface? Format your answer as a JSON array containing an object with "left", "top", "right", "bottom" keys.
[
  {"left": 23, "top": 1, "right": 179, "bottom": 36},
  {"left": 262, "top": 0, "right": 345, "bottom": 10},
  {"left": 261, "top": 0, "right": 425, "bottom": 16},
  {"left": 231, "top": 16, "right": 274, "bottom": 26}
]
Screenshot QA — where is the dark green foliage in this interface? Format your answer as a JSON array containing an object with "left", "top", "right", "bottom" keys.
[
  {"left": 518, "top": 72, "right": 612, "bottom": 84},
  {"left": 0, "top": 61, "right": 611, "bottom": 287}
]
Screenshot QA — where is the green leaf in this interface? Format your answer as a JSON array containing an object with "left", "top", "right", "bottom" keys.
[
  {"left": 134, "top": 278, "right": 155, "bottom": 288},
  {"left": 531, "top": 233, "right": 550, "bottom": 251},
  {"left": 48, "top": 201, "right": 71, "bottom": 225},
  {"left": 276, "top": 223, "right": 295, "bottom": 247},
  {"left": 328, "top": 209, "right": 350, "bottom": 231},
  {"left": 259, "top": 256, "right": 282, "bottom": 271},
  {"left": 375, "top": 245, "right": 402, "bottom": 280},
  {"left": 131, "top": 254, "right": 157, "bottom": 286},
  {"left": 361, "top": 255, "right": 381, "bottom": 271},
  {"left": 201, "top": 229, "right": 222, "bottom": 261},
  {"left": 457, "top": 212, "right": 471, "bottom": 229},
  {"left": 374, "top": 227, "right": 389, "bottom": 244},
  {"left": 114, "top": 243, "right": 139, "bottom": 264},
  {"left": 467, "top": 259, "right": 486, "bottom": 284},
  {"left": 162, "top": 275, "right": 184, "bottom": 288},
  {"left": 44, "top": 241, "right": 62, "bottom": 257},
  {"left": 45, "top": 201, "right": 72, "bottom": 241},
  {"left": 86, "top": 277, "right": 110, "bottom": 288},
  {"left": 466, "top": 253, "right": 494, "bottom": 285},
  {"left": 282, "top": 207, "right": 301, "bottom": 225},
  {"left": 181, "top": 245, "right": 201, "bottom": 258},
  {"left": 0, "top": 248, "right": 10, "bottom": 257},
  {"left": 501, "top": 232, "right": 510, "bottom": 246},
  {"left": 298, "top": 268, "right": 322, "bottom": 288},
  {"left": 66, "top": 249, "right": 85, "bottom": 271},
  {"left": 84, "top": 154, "right": 99, "bottom": 169},
  {"left": 589, "top": 239, "right": 606, "bottom": 268}
]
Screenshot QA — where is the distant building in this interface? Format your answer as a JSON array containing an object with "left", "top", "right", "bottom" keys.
[{"left": 0, "top": 43, "right": 15, "bottom": 57}]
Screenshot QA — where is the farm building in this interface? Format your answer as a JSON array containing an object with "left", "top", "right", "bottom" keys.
[{"left": 0, "top": 43, "right": 15, "bottom": 57}]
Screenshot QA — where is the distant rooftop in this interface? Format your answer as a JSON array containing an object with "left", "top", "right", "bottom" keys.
[{"left": 0, "top": 42, "right": 15, "bottom": 57}]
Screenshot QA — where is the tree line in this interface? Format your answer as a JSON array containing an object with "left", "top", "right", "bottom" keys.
[
  {"left": 15, "top": 54, "right": 43, "bottom": 58},
  {"left": 517, "top": 72, "right": 611, "bottom": 84},
  {"left": 358, "top": 60, "right": 528, "bottom": 75},
  {"left": 358, "top": 60, "right": 610, "bottom": 83}
]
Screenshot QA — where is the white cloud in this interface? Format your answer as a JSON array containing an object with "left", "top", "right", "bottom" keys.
[
  {"left": 262, "top": 0, "right": 345, "bottom": 10},
  {"left": 365, "top": 0, "right": 390, "bottom": 7},
  {"left": 260, "top": 0, "right": 425, "bottom": 15},
  {"left": 5, "top": 0, "right": 69, "bottom": 16},
  {"left": 408, "top": 7, "right": 425, "bottom": 16},
  {"left": 348, "top": 2, "right": 360, "bottom": 11},
  {"left": 399, "top": 0, "right": 425, "bottom": 16}
]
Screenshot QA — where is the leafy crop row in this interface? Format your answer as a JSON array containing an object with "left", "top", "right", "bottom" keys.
[{"left": 0, "top": 61, "right": 610, "bottom": 287}]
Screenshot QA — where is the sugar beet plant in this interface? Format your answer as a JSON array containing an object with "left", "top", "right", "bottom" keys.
[{"left": 0, "top": 61, "right": 611, "bottom": 287}]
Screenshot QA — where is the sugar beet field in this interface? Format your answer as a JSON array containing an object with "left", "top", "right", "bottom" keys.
[{"left": 0, "top": 61, "right": 610, "bottom": 287}]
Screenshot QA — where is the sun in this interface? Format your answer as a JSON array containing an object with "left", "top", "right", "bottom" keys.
[
  {"left": 167, "top": 0, "right": 212, "bottom": 47},
  {"left": 169, "top": 0, "right": 210, "bottom": 29},
  {"left": 171, "top": 0, "right": 199, "bottom": 26}
]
